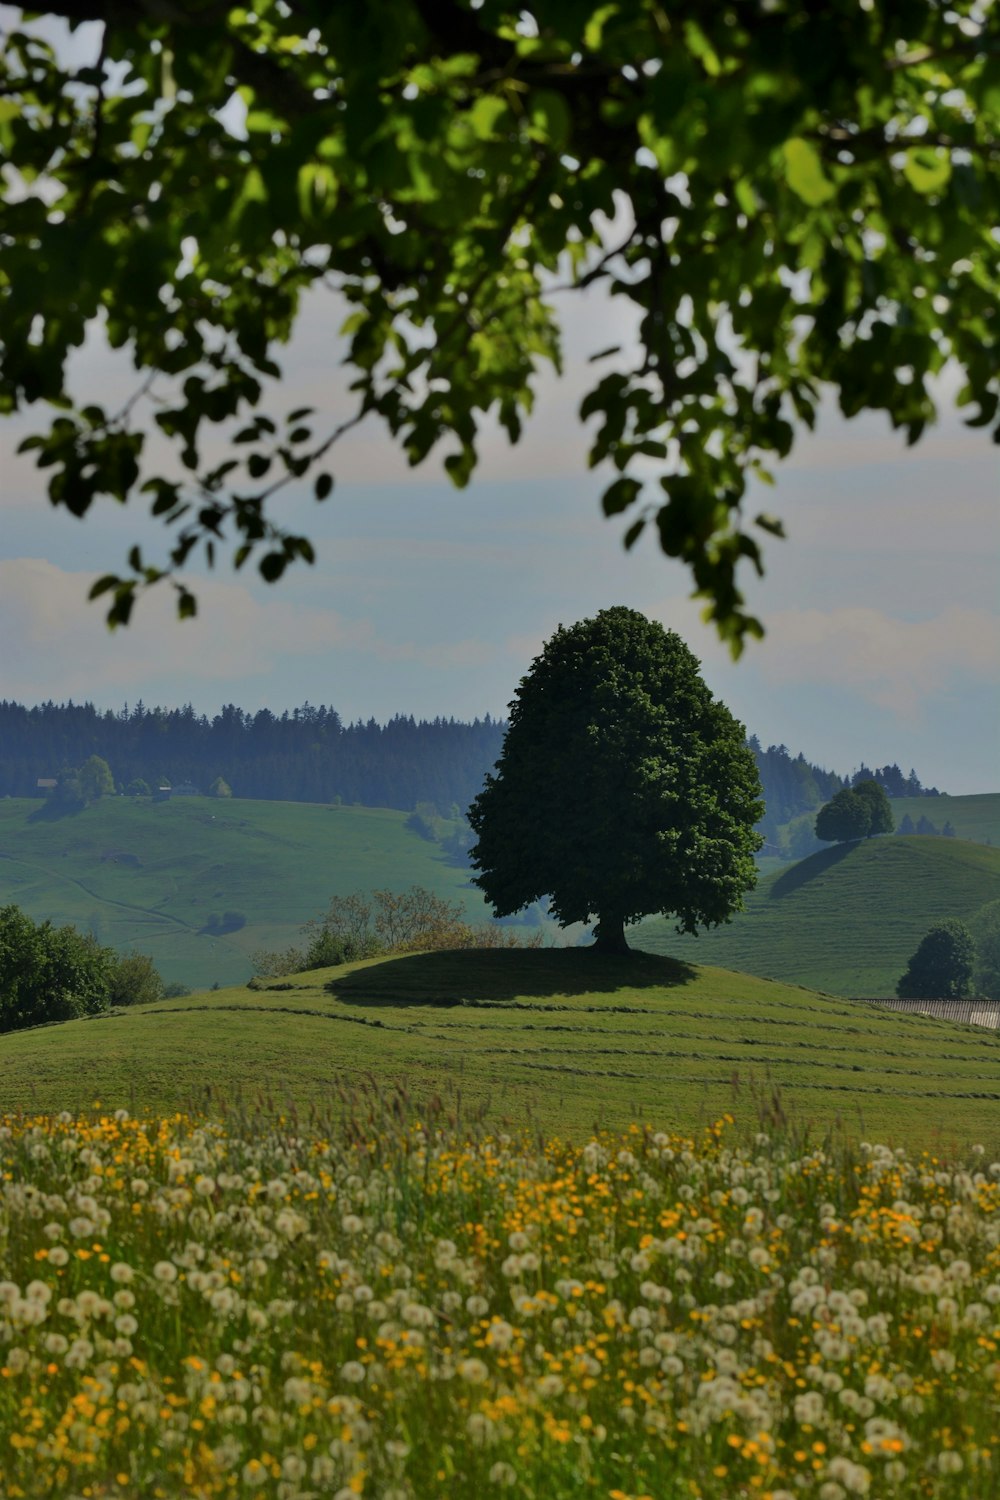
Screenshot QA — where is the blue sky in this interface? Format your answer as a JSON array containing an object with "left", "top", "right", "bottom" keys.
[{"left": 1, "top": 144, "right": 997, "bottom": 793}]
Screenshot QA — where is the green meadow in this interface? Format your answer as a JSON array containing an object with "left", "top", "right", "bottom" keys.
[
  {"left": 3, "top": 948, "right": 1000, "bottom": 1151},
  {"left": 889, "top": 790, "right": 1000, "bottom": 845},
  {"left": 639, "top": 835, "right": 1000, "bottom": 997},
  {"left": 0, "top": 796, "right": 489, "bottom": 990}
]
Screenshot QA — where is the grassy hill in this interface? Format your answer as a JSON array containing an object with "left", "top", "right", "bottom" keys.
[
  {"left": 0, "top": 796, "right": 493, "bottom": 989},
  {"left": 889, "top": 791, "right": 1000, "bottom": 845},
  {"left": 638, "top": 835, "right": 1000, "bottom": 996},
  {"left": 3, "top": 949, "right": 1000, "bottom": 1150}
]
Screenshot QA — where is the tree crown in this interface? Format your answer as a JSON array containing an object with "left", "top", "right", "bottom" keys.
[
  {"left": 2, "top": 2, "right": 997, "bottom": 645},
  {"left": 469, "top": 608, "right": 763, "bottom": 948}
]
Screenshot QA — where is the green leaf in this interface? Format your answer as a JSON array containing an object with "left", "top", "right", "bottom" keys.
[
  {"left": 601, "top": 477, "right": 642, "bottom": 516},
  {"left": 754, "top": 513, "right": 786, "bottom": 538},
  {"left": 783, "top": 138, "right": 835, "bottom": 206},
  {"left": 467, "top": 96, "right": 507, "bottom": 140},
  {"left": 902, "top": 148, "right": 952, "bottom": 195},
  {"left": 529, "top": 91, "right": 572, "bottom": 151}
]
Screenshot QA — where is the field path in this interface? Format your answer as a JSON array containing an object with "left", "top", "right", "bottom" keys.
[{"left": 0, "top": 851, "right": 198, "bottom": 934}]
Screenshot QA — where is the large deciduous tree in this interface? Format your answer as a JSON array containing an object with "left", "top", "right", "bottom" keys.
[
  {"left": 467, "top": 608, "right": 763, "bottom": 953},
  {"left": 2, "top": 3, "right": 998, "bottom": 645}
]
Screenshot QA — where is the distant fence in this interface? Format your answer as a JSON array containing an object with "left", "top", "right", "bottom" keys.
[{"left": 855, "top": 997, "right": 1000, "bottom": 1030}]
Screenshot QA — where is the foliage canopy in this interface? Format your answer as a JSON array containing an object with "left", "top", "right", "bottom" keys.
[
  {"left": 896, "top": 917, "right": 976, "bottom": 1001},
  {"left": 815, "top": 785, "right": 885, "bottom": 843},
  {"left": 3, "top": 2, "right": 998, "bottom": 647},
  {"left": 468, "top": 607, "right": 763, "bottom": 951},
  {"left": 969, "top": 898, "right": 1000, "bottom": 1002}
]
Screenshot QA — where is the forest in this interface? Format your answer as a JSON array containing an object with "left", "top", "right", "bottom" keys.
[{"left": 0, "top": 700, "right": 939, "bottom": 844}]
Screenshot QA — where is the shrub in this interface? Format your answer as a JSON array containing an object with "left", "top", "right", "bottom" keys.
[
  {"left": 0, "top": 906, "right": 115, "bottom": 1033},
  {"left": 107, "top": 951, "right": 165, "bottom": 1008}
]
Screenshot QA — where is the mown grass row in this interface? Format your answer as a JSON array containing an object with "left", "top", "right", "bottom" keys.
[{"left": 3, "top": 951, "right": 1000, "bottom": 1150}]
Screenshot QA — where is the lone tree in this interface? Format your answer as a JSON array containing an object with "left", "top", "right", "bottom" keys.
[
  {"left": 851, "top": 778, "right": 895, "bottom": 837},
  {"left": 468, "top": 608, "right": 763, "bottom": 954},
  {"left": 814, "top": 788, "right": 872, "bottom": 843},
  {"left": 2, "top": 5, "right": 998, "bottom": 643},
  {"left": 896, "top": 919, "right": 976, "bottom": 1001}
]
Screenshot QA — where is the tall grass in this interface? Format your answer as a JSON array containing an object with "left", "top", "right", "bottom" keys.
[{"left": 1, "top": 1089, "right": 998, "bottom": 1497}]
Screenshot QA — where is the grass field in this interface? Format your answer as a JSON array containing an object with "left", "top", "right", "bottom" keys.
[
  {"left": 3, "top": 949, "right": 1000, "bottom": 1151},
  {"left": 639, "top": 835, "right": 1000, "bottom": 997},
  {"left": 0, "top": 796, "right": 493, "bottom": 990},
  {"left": 890, "top": 790, "right": 1000, "bottom": 845}
]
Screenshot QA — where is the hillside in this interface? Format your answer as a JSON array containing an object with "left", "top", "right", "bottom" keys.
[
  {"left": 638, "top": 835, "right": 1000, "bottom": 996},
  {"left": 3, "top": 950, "right": 1000, "bottom": 1149},
  {"left": 0, "top": 796, "right": 493, "bottom": 990},
  {"left": 890, "top": 791, "right": 1000, "bottom": 846}
]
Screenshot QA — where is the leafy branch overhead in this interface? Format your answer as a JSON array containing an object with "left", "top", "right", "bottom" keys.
[{"left": 2, "top": 1, "right": 998, "bottom": 647}]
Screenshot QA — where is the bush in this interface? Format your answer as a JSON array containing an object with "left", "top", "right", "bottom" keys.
[
  {"left": 249, "top": 946, "right": 309, "bottom": 979},
  {"left": 107, "top": 951, "right": 165, "bottom": 1007},
  {"left": 251, "top": 887, "right": 545, "bottom": 978},
  {"left": 0, "top": 906, "right": 115, "bottom": 1033}
]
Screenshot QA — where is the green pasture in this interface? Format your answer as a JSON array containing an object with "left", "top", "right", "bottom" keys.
[
  {"left": 640, "top": 835, "right": 1000, "bottom": 996},
  {"left": 3, "top": 948, "right": 1000, "bottom": 1150},
  {"left": 889, "top": 790, "right": 1000, "bottom": 845},
  {"left": 0, "top": 796, "right": 490, "bottom": 989}
]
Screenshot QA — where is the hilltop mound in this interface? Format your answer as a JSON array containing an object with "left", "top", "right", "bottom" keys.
[
  {"left": 639, "top": 836, "right": 1000, "bottom": 996},
  {"left": 3, "top": 948, "right": 1000, "bottom": 1150}
]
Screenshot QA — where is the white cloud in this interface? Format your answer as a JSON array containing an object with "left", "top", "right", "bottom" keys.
[
  {"left": 748, "top": 606, "right": 1000, "bottom": 719},
  {"left": 0, "top": 557, "right": 505, "bottom": 706},
  {"left": 1, "top": 559, "right": 358, "bottom": 695}
]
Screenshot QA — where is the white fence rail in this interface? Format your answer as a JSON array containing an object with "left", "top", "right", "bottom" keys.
[{"left": 856, "top": 997, "right": 1000, "bottom": 1030}]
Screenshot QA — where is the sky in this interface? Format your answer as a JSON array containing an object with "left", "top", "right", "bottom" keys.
[{"left": 1, "top": 18, "right": 998, "bottom": 794}]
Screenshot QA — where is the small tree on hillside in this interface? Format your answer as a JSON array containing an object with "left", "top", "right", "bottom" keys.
[
  {"left": 969, "top": 900, "right": 1000, "bottom": 1002},
  {"left": 79, "top": 755, "right": 116, "bottom": 804},
  {"left": 468, "top": 609, "right": 763, "bottom": 954},
  {"left": 814, "top": 788, "right": 871, "bottom": 844},
  {"left": 852, "top": 779, "right": 894, "bottom": 836},
  {"left": 209, "top": 777, "right": 233, "bottom": 798},
  {"left": 896, "top": 919, "right": 976, "bottom": 1001},
  {"left": 896, "top": 814, "right": 916, "bottom": 836},
  {"left": 916, "top": 815, "right": 940, "bottom": 836}
]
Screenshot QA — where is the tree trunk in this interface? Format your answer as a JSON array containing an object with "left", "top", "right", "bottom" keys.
[{"left": 592, "top": 914, "right": 629, "bottom": 954}]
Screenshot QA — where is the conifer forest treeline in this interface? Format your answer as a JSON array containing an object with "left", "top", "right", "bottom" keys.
[{"left": 0, "top": 700, "right": 938, "bottom": 840}]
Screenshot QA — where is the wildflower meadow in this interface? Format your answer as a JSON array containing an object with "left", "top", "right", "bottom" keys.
[{"left": 2, "top": 1103, "right": 999, "bottom": 1499}]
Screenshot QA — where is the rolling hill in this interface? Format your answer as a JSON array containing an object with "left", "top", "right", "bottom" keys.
[
  {"left": 889, "top": 791, "right": 1000, "bottom": 845},
  {"left": 2, "top": 949, "right": 1000, "bottom": 1150},
  {"left": 638, "top": 835, "right": 1000, "bottom": 996},
  {"left": 0, "top": 795, "right": 494, "bottom": 990}
]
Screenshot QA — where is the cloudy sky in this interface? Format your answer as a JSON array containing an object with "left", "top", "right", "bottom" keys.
[{"left": 1, "top": 12, "right": 996, "bottom": 795}]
